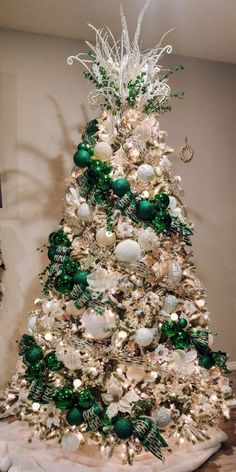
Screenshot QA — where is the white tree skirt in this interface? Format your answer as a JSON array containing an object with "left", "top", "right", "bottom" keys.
[{"left": 0, "top": 421, "right": 227, "bottom": 472}]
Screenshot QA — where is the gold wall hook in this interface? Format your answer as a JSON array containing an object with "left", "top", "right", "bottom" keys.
[{"left": 179, "top": 136, "right": 194, "bottom": 163}]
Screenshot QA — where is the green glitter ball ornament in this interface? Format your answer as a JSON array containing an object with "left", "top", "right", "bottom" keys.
[
  {"left": 66, "top": 407, "right": 84, "bottom": 426},
  {"left": 26, "top": 361, "right": 45, "bottom": 380},
  {"left": 24, "top": 345, "right": 43, "bottom": 364},
  {"left": 137, "top": 200, "right": 154, "bottom": 220},
  {"left": 162, "top": 320, "right": 177, "bottom": 338},
  {"left": 45, "top": 351, "right": 63, "bottom": 372},
  {"left": 77, "top": 389, "right": 95, "bottom": 409},
  {"left": 97, "top": 174, "right": 112, "bottom": 192},
  {"left": 178, "top": 318, "right": 188, "bottom": 329},
  {"left": 63, "top": 258, "right": 80, "bottom": 275},
  {"left": 153, "top": 211, "right": 171, "bottom": 232},
  {"left": 199, "top": 353, "right": 215, "bottom": 369},
  {"left": 73, "top": 270, "right": 89, "bottom": 289},
  {"left": 48, "top": 245, "right": 57, "bottom": 261},
  {"left": 173, "top": 331, "right": 190, "bottom": 350},
  {"left": 51, "top": 230, "right": 70, "bottom": 247},
  {"left": 154, "top": 193, "right": 170, "bottom": 210},
  {"left": 54, "top": 387, "right": 74, "bottom": 410},
  {"left": 54, "top": 273, "right": 74, "bottom": 294},
  {"left": 74, "top": 148, "right": 91, "bottom": 168},
  {"left": 114, "top": 418, "right": 134, "bottom": 439},
  {"left": 112, "top": 178, "right": 130, "bottom": 197}
]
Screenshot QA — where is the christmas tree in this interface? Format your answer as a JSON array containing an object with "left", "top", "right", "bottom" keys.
[{"left": 0, "top": 3, "right": 233, "bottom": 468}]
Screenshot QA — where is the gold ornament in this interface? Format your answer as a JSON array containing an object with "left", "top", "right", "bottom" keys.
[{"left": 179, "top": 136, "right": 194, "bottom": 163}]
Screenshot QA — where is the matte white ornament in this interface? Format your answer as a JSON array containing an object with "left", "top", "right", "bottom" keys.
[
  {"left": 78, "top": 203, "right": 92, "bottom": 221},
  {"left": 138, "top": 228, "right": 159, "bottom": 251},
  {"left": 163, "top": 294, "right": 178, "bottom": 313},
  {"left": 135, "top": 327, "right": 154, "bottom": 347},
  {"left": 167, "top": 260, "right": 182, "bottom": 284},
  {"left": 156, "top": 407, "right": 172, "bottom": 429},
  {"left": 28, "top": 316, "right": 37, "bottom": 331},
  {"left": 126, "top": 365, "right": 146, "bottom": 382},
  {"left": 137, "top": 164, "right": 155, "bottom": 182},
  {"left": 61, "top": 433, "right": 80, "bottom": 453},
  {"left": 115, "top": 239, "right": 141, "bottom": 263},
  {"left": 170, "top": 312, "right": 178, "bottom": 322},
  {"left": 82, "top": 308, "right": 116, "bottom": 340},
  {"left": 66, "top": 300, "right": 81, "bottom": 317},
  {"left": 96, "top": 228, "right": 116, "bottom": 247},
  {"left": 58, "top": 347, "right": 82, "bottom": 370},
  {"left": 94, "top": 142, "right": 113, "bottom": 161}
]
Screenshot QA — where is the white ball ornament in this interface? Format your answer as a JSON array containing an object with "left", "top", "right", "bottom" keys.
[
  {"left": 94, "top": 142, "right": 113, "bottom": 161},
  {"left": 82, "top": 308, "right": 116, "bottom": 340},
  {"left": 115, "top": 239, "right": 141, "bottom": 263},
  {"left": 127, "top": 365, "right": 146, "bottom": 383},
  {"left": 96, "top": 228, "right": 116, "bottom": 247},
  {"left": 78, "top": 203, "right": 92, "bottom": 221},
  {"left": 156, "top": 407, "right": 172, "bottom": 429},
  {"left": 61, "top": 433, "right": 80, "bottom": 453},
  {"left": 163, "top": 294, "right": 178, "bottom": 313},
  {"left": 135, "top": 327, "right": 154, "bottom": 347},
  {"left": 167, "top": 260, "right": 182, "bottom": 285},
  {"left": 137, "top": 164, "right": 155, "bottom": 182}
]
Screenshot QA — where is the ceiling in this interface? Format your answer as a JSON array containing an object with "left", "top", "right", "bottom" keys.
[{"left": 0, "top": 0, "right": 236, "bottom": 64}]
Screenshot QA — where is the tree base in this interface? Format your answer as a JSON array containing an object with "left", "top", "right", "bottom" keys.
[{"left": 0, "top": 421, "right": 227, "bottom": 472}]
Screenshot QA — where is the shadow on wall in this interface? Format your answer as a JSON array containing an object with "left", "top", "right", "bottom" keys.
[{"left": 0, "top": 97, "right": 88, "bottom": 387}]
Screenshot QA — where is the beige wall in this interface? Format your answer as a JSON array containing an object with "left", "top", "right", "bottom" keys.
[{"left": 0, "top": 28, "right": 235, "bottom": 385}]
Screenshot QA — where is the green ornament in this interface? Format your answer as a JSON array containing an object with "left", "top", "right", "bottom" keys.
[
  {"left": 63, "top": 258, "right": 80, "bottom": 274},
  {"left": 26, "top": 361, "right": 45, "bottom": 380},
  {"left": 101, "top": 413, "right": 112, "bottom": 427},
  {"left": 88, "top": 147, "right": 94, "bottom": 156},
  {"left": 48, "top": 245, "right": 57, "bottom": 261},
  {"left": 137, "top": 200, "right": 155, "bottom": 220},
  {"left": 178, "top": 318, "right": 188, "bottom": 329},
  {"left": 21, "top": 334, "right": 36, "bottom": 347},
  {"left": 77, "top": 389, "right": 95, "bottom": 409},
  {"left": 88, "top": 159, "right": 103, "bottom": 177},
  {"left": 153, "top": 211, "right": 171, "bottom": 232},
  {"left": 112, "top": 178, "right": 130, "bottom": 197},
  {"left": 48, "top": 232, "right": 57, "bottom": 244},
  {"left": 45, "top": 351, "right": 63, "bottom": 371},
  {"left": 97, "top": 174, "right": 112, "bottom": 192},
  {"left": 74, "top": 149, "right": 91, "bottom": 168},
  {"left": 162, "top": 321, "right": 177, "bottom": 338},
  {"left": 66, "top": 406, "right": 84, "bottom": 426},
  {"left": 173, "top": 331, "right": 190, "bottom": 350},
  {"left": 114, "top": 418, "right": 134, "bottom": 439},
  {"left": 154, "top": 193, "right": 170, "bottom": 209},
  {"left": 103, "top": 162, "right": 112, "bottom": 174},
  {"left": 51, "top": 230, "right": 70, "bottom": 247},
  {"left": 54, "top": 273, "right": 74, "bottom": 294},
  {"left": 24, "top": 345, "right": 43, "bottom": 364},
  {"left": 199, "top": 353, "right": 215, "bottom": 369},
  {"left": 77, "top": 142, "right": 88, "bottom": 150},
  {"left": 73, "top": 270, "right": 89, "bottom": 289},
  {"left": 54, "top": 387, "right": 74, "bottom": 410}
]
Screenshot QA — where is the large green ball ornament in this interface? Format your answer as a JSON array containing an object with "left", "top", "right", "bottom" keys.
[
  {"left": 98, "top": 174, "right": 112, "bottom": 191},
  {"left": 48, "top": 245, "right": 57, "bottom": 261},
  {"left": 54, "top": 387, "right": 74, "bottom": 410},
  {"left": 45, "top": 351, "right": 63, "bottom": 371},
  {"left": 153, "top": 211, "right": 171, "bottom": 232},
  {"left": 63, "top": 258, "right": 80, "bottom": 275},
  {"left": 77, "top": 389, "right": 95, "bottom": 409},
  {"left": 114, "top": 418, "right": 134, "bottom": 439},
  {"left": 112, "top": 178, "right": 130, "bottom": 197},
  {"left": 162, "top": 321, "right": 177, "bottom": 338},
  {"left": 24, "top": 345, "right": 43, "bottom": 364},
  {"left": 199, "top": 353, "right": 215, "bottom": 369},
  {"left": 54, "top": 273, "right": 74, "bottom": 294},
  {"left": 73, "top": 270, "right": 89, "bottom": 288},
  {"left": 137, "top": 200, "right": 154, "bottom": 220},
  {"left": 173, "top": 331, "right": 190, "bottom": 350},
  {"left": 154, "top": 193, "right": 170, "bottom": 209},
  {"left": 51, "top": 230, "right": 70, "bottom": 247},
  {"left": 26, "top": 361, "right": 45, "bottom": 380},
  {"left": 66, "top": 407, "right": 84, "bottom": 426},
  {"left": 74, "top": 149, "right": 91, "bottom": 168},
  {"left": 178, "top": 318, "right": 188, "bottom": 329}
]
